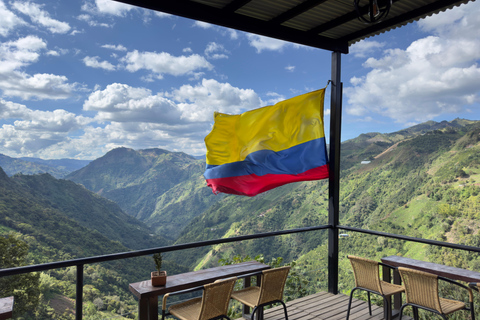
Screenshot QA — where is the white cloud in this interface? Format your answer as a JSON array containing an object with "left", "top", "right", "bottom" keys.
[
  {"left": 102, "top": 44, "right": 127, "bottom": 51},
  {"left": 83, "top": 0, "right": 135, "bottom": 17},
  {"left": 246, "top": 34, "right": 296, "bottom": 53},
  {"left": 345, "top": 1, "right": 480, "bottom": 124},
  {"left": 0, "top": 98, "right": 92, "bottom": 156},
  {"left": 83, "top": 83, "right": 183, "bottom": 124},
  {"left": 349, "top": 40, "right": 385, "bottom": 58},
  {"left": 0, "top": 0, "right": 26, "bottom": 36},
  {"left": 12, "top": 1, "right": 71, "bottom": 34},
  {"left": 0, "top": 36, "right": 78, "bottom": 100},
  {"left": 77, "top": 13, "right": 111, "bottom": 28},
  {"left": 154, "top": 11, "right": 172, "bottom": 19},
  {"left": 121, "top": 50, "right": 213, "bottom": 78},
  {"left": 204, "top": 42, "right": 229, "bottom": 60},
  {"left": 168, "top": 78, "right": 262, "bottom": 122},
  {"left": 264, "top": 92, "right": 285, "bottom": 105},
  {"left": 83, "top": 56, "right": 116, "bottom": 71},
  {"left": 285, "top": 65, "right": 295, "bottom": 72},
  {"left": 193, "top": 21, "right": 213, "bottom": 29}
]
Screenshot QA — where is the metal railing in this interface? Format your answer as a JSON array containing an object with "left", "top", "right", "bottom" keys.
[
  {"left": 0, "top": 225, "right": 329, "bottom": 319},
  {"left": 2, "top": 224, "right": 480, "bottom": 319}
]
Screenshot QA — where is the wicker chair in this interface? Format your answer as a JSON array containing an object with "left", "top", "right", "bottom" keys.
[
  {"left": 398, "top": 267, "right": 475, "bottom": 320},
  {"left": 230, "top": 266, "right": 290, "bottom": 320},
  {"left": 346, "top": 255, "right": 405, "bottom": 320},
  {"left": 161, "top": 277, "right": 237, "bottom": 320}
]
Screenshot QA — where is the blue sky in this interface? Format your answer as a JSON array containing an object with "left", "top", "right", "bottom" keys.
[{"left": 0, "top": 0, "right": 479, "bottom": 160}]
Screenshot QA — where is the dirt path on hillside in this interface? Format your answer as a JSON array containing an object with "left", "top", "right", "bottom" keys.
[{"left": 374, "top": 141, "right": 401, "bottom": 159}]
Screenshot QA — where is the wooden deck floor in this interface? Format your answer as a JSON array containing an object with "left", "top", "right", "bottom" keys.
[{"left": 255, "top": 292, "right": 412, "bottom": 320}]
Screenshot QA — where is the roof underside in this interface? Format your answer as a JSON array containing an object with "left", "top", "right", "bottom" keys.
[{"left": 114, "top": 0, "right": 474, "bottom": 53}]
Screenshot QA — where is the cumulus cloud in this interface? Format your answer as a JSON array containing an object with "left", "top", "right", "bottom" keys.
[
  {"left": 193, "top": 21, "right": 213, "bottom": 29},
  {"left": 83, "top": 56, "right": 116, "bottom": 71},
  {"left": 345, "top": 1, "right": 480, "bottom": 124},
  {"left": 77, "top": 13, "right": 111, "bottom": 28},
  {"left": 349, "top": 40, "right": 385, "bottom": 58},
  {"left": 102, "top": 44, "right": 127, "bottom": 51},
  {"left": 204, "top": 42, "right": 229, "bottom": 60},
  {"left": 83, "top": 83, "right": 183, "bottom": 124},
  {"left": 0, "top": 0, "right": 26, "bottom": 36},
  {"left": 0, "top": 36, "right": 77, "bottom": 100},
  {"left": 121, "top": 50, "right": 213, "bottom": 79},
  {"left": 82, "top": 0, "right": 135, "bottom": 17},
  {"left": 12, "top": 1, "right": 71, "bottom": 34},
  {"left": 246, "top": 34, "right": 296, "bottom": 53},
  {"left": 168, "top": 78, "right": 262, "bottom": 122},
  {"left": 0, "top": 99, "right": 92, "bottom": 156}
]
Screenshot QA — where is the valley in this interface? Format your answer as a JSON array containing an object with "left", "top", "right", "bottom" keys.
[{"left": 0, "top": 118, "right": 479, "bottom": 319}]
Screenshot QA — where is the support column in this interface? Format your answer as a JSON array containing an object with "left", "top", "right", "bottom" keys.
[
  {"left": 76, "top": 264, "right": 84, "bottom": 320},
  {"left": 328, "top": 51, "right": 342, "bottom": 294}
]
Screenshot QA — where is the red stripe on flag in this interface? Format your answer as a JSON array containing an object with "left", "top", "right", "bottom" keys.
[{"left": 205, "top": 164, "right": 329, "bottom": 197}]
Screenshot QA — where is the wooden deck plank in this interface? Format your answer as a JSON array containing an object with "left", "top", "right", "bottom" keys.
[{"left": 238, "top": 291, "right": 412, "bottom": 320}]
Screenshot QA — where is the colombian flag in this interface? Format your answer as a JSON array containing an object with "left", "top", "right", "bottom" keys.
[{"left": 204, "top": 88, "right": 329, "bottom": 197}]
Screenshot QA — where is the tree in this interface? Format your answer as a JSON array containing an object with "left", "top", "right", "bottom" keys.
[{"left": 0, "top": 233, "right": 40, "bottom": 318}]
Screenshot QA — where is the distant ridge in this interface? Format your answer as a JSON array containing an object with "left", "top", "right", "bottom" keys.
[
  {"left": 66, "top": 147, "right": 221, "bottom": 240},
  {"left": 0, "top": 154, "right": 90, "bottom": 178}
]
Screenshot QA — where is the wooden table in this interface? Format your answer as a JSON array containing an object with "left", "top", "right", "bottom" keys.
[
  {"left": 0, "top": 296, "right": 13, "bottom": 320},
  {"left": 381, "top": 255, "right": 480, "bottom": 316},
  {"left": 129, "top": 261, "right": 271, "bottom": 320}
]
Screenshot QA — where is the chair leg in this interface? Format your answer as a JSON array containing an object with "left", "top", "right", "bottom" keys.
[
  {"left": 471, "top": 301, "right": 475, "bottom": 320},
  {"left": 346, "top": 288, "right": 357, "bottom": 320},
  {"left": 413, "top": 306, "right": 419, "bottom": 320},
  {"left": 398, "top": 304, "right": 406, "bottom": 320},
  {"left": 382, "top": 296, "right": 390, "bottom": 320},
  {"left": 368, "top": 292, "right": 372, "bottom": 316},
  {"left": 251, "top": 306, "right": 258, "bottom": 320},
  {"left": 279, "top": 301, "right": 288, "bottom": 320}
]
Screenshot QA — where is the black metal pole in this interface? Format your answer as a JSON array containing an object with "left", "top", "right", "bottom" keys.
[
  {"left": 76, "top": 264, "right": 84, "bottom": 320},
  {"left": 328, "top": 51, "right": 342, "bottom": 294}
]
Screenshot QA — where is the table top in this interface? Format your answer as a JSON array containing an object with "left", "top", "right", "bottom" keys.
[
  {"left": 0, "top": 296, "right": 13, "bottom": 320},
  {"left": 129, "top": 260, "right": 270, "bottom": 299},
  {"left": 382, "top": 255, "right": 480, "bottom": 283}
]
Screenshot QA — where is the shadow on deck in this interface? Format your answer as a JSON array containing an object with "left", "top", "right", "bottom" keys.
[{"left": 253, "top": 291, "right": 413, "bottom": 320}]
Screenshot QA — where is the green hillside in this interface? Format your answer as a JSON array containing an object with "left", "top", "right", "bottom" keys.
[
  {"left": 0, "top": 168, "right": 181, "bottom": 319},
  {"left": 11, "top": 173, "right": 168, "bottom": 250},
  {"left": 66, "top": 147, "right": 222, "bottom": 239},
  {"left": 169, "top": 119, "right": 480, "bottom": 300}
]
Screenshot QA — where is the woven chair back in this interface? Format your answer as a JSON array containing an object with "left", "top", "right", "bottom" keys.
[
  {"left": 198, "top": 277, "right": 237, "bottom": 320},
  {"left": 399, "top": 267, "right": 442, "bottom": 313},
  {"left": 258, "top": 266, "right": 291, "bottom": 306},
  {"left": 348, "top": 255, "right": 383, "bottom": 294}
]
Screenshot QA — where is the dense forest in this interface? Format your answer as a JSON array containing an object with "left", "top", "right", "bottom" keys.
[{"left": 0, "top": 118, "right": 479, "bottom": 319}]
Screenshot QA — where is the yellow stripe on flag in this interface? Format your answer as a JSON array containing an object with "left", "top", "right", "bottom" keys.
[{"left": 205, "top": 88, "right": 326, "bottom": 166}]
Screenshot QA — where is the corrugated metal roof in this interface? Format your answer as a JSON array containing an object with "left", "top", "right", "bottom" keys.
[{"left": 114, "top": 0, "right": 475, "bottom": 53}]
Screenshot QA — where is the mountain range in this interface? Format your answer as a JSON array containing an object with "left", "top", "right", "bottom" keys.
[{"left": 0, "top": 118, "right": 479, "bottom": 319}]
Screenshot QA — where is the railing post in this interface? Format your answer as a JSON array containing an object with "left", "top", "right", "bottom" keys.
[
  {"left": 328, "top": 50, "right": 342, "bottom": 294},
  {"left": 76, "top": 264, "right": 84, "bottom": 320}
]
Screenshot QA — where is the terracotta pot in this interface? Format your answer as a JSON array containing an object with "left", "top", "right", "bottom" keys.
[{"left": 151, "top": 271, "right": 167, "bottom": 286}]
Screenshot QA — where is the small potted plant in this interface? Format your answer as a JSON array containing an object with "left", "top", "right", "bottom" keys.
[{"left": 151, "top": 253, "right": 167, "bottom": 286}]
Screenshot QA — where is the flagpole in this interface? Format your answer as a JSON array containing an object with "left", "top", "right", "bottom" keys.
[{"left": 328, "top": 50, "right": 343, "bottom": 294}]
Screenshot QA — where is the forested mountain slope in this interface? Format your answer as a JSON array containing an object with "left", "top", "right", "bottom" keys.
[
  {"left": 170, "top": 120, "right": 480, "bottom": 281},
  {"left": 66, "top": 147, "right": 221, "bottom": 239},
  {"left": 11, "top": 173, "right": 167, "bottom": 250},
  {"left": 0, "top": 167, "right": 180, "bottom": 318}
]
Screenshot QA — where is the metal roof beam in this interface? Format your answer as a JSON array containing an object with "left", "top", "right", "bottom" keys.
[
  {"left": 269, "top": 0, "right": 328, "bottom": 25},
  {"left": 114, "top": 0, "right": 349, "bottom": 53}
]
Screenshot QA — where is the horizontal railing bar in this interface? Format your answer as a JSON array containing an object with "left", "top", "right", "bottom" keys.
[
  {"left": 3, "top": 224, "right": 479, "bottom": 278},
  {"left": 0, "top": 225, "right": 329, "bottom": 277},
  {"left": 338, "top": 225, "right": 480, "bottom": 253}
]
